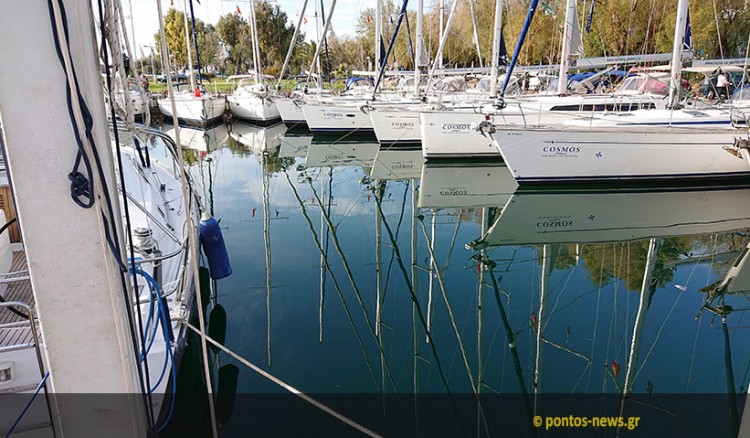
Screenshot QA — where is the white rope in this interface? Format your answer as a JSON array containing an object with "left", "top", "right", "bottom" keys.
[
  {"left": 155, "top": 1, "right": 219, "bottom": 437},
  {"left": 184, "top": 322, "right": 383, "bottom": 438}
]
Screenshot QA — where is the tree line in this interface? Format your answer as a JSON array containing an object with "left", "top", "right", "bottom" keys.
[{"left": 142, "top": 0, "right": 750, "bottom": 80}]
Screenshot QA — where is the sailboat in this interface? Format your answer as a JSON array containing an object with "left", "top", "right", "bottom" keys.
[
  {"left": 488, "top": 0, "right": 750, "bottom": 183},
  {"left": 156, "top": 0, "right": 226, "bottom": 127},
  {"left": 421, "top": 0, "right": 674, "bottom": 159},
  {"left": 157, "top": 82, "right": 227, "bottom": 127},
  {"left": 225, "top": 0, "right": 281, "bottom": 124}
]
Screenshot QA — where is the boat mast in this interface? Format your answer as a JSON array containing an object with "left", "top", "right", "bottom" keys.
[
  {"left": 413, "top": 0, "right": 424, "bottom": 98},
  {"left": 0, "top": 0, "right": 148, "bottom": 433},
  {"left": 183, "top": 0, "right": 197, "bottom": 90},
  {"left": 276, "top": 0, "right": 310, "bottom": 89},
  {"left": 314, "top": 0, "right": 324, "bottom": 90},
  {"left": 533, "top": 244, "right": 554, "bottom": 411},
  {"left": 556, "top": 0, "right": 577, "bottom": 95},
  {"left": 438, "top": 0, "right": 444, "bottom": 70},
  {"left": 500, "top": 0, "right": 540, "bottom": 96},
  {"left": 376, "top": 0, "right": 383, "bottom": 75},
  {"left": 468, "top": 0, "right": 483, "bottom": 68},
  {"left": 304, "top": 0, "right": 338, "bottom": 85},
  {"left": 424, "top": 0, "right": 461, "bottom": 95},
  {"left": 249, "top": 0, "right": 263, "bottom": 85},
  {"left": 489, "top": 0, "right": 505, "bottom": 97},
  {"left": 668, "top": 0, "right": 690, "bottom": 108}
]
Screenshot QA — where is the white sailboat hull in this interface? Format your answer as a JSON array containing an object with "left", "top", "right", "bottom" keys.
[
  {"left": 370, "top": 108, "right": 422, "bottom": 144},
  {"left": 158, "top": 94, "right": 226, "bottom": 127},
  {"left": 227, "top": 94, "right": 280, "bottom": 123},
  {"left": 421, "top": 93, "right": 666, "bottom": 159},
  {"left": 302, "top": 103, "right": 374, "bottom": 133},
  {"left": 421, "top": 111, "right": 506, "bottom": 159},
  {"left": 276, "top": 98, "right": 307, "bottom": 126},
  {"left": 490, "top": 126, "right": 750, "bottom": 184}
]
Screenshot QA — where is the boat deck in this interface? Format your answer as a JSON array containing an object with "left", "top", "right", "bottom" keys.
[{"left": 0, "top": 250, "right": 37, "bottom": 349}]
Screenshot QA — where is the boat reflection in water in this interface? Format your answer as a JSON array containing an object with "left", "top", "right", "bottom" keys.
[
  {"left": 470, "top": 186, "right": 750, "bottom": 437},
  {"left": 279, "top": 132, "right": 313, "bottom": 158},
  {"left": 418, "top": 161, "right": 517, "bottom": 209},
  {"left": 303, "top": 139, "right": 380, "bottom": 169},
  {"left": 229, "top": 121, "right": 288, "bottom": 156},
  {"left": 162, "top": 122, "right": 229, "bottom": 154},
  {"left": 161, "top": 125, "right": 750, "bottom": 436},
  {"left": 369, "top": 147, "right": 424, "bottom": 181}
]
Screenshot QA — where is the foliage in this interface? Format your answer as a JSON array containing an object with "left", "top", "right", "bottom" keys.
[
  {"left": 155, "top": 8, "right": 220, "bottom": 72},
  {"left": 147, "top": 1, "right": 750, "bottom": 85}
]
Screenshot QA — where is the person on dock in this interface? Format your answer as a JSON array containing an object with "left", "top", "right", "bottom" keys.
[{"left": 716, "top": 69, "right": 729, "bottom": 101}]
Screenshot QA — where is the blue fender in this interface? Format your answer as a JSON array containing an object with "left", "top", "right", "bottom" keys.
[{"left": 199, "top": 215, "right": 233, "bottom": 279}]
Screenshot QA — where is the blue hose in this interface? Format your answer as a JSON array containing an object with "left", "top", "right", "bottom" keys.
[{"left": 129, "top": 266, "right": 178, "bottom": 433}]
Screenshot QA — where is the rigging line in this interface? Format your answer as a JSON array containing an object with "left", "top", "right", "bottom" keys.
[
  {"left": 154, "top": 1, "right": 218, "bottom": 436},
  {"left": 539, "top": 337, "right": 591, "bottom": 363},
  {"left": 262, "top": 164, "right": 272, "bottom": 367},
  {"left": 371, "top": 190, "right": 469, "bottom": 438},
  {"left": 49, "top": 0, "right": 153, "bottom": 430},
  {"left": 410, "top": 182, "right": 419, "bottom": 430},
  {"left": 100, "top": 20, "right": 158, "bottom": 428},
  {"left": 711, "top": 0, "right": 725, "bottom": 60},
  {"left": 284, "top": 171, "right": 383, "bottom": 392},
  {"left": 115, "top": 0, "right": 151, "bottom": 128},
  {"left": 184, "top": 322, "right": 383, "bottom": 438}
]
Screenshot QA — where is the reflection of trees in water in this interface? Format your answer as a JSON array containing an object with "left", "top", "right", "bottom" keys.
[
  {"left": 225, "top": 135, "right": 294, "bottom": 172},
  {"left": 182, "top": 148, "right": 200, "bottom": 166},
  {"left": 555, "top": 233, "right": 750, "bottom": 294},
  {"left": 225, "top": 135, "right": 252, "bottom": 157},
  {"left": 262, "top": 153, "right": 294, "bottom": 174}
]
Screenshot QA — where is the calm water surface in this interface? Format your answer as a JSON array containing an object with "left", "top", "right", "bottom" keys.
[{"left": 163, "top": 121, "right": 750, "bottom": 436}]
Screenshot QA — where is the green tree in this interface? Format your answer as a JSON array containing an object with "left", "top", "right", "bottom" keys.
[
  {"left": 254, "top": 3, "right": 298, "bottom": 75},
  {"left": 155, "top": 8, "right": 219, "bottom": 72},
  {"left": 216, "top": 12, "right": 252, "bottom": 74}
]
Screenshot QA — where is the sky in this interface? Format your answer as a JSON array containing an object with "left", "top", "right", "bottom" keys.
[{"left": 126, "top": 0, "right": 367, "bottom": 58}]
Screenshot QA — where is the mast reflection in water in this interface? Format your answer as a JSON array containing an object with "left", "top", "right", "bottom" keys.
[{"left": 167, "top": 121, "right": 750, "bottom": 436}]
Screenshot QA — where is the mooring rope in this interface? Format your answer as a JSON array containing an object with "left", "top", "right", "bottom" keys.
[{"left": 184, "top": 322, "right": 382, "bottom": 438}]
